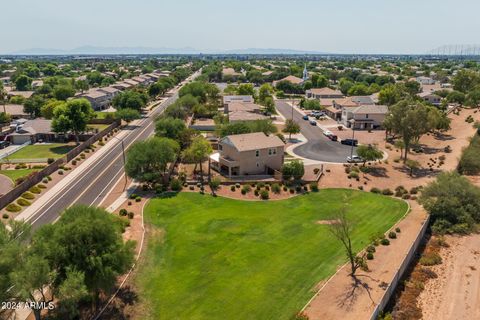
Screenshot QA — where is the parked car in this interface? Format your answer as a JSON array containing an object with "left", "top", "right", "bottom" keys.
[
  {"left": 347, "top": 155, "right": 364, "bottom": 163},
  {"left": 323, "top": 130, "right": 333, "bottom": 137},
  {"left": 0, "top": 140, "right": 10, "bottom": 149},
  {"left": 341, "top": 138, "right": 358, "bottom": 146},
  {"left": 302, "top": 115, "right": 309, "bottom": 120},
  {"left": 309, "top": 120, "right": 317, "bottom": 126},
  {"left": 328, "top": 135, "right": 338, "bottom": 141}
]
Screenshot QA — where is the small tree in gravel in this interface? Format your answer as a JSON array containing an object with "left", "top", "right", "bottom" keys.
[{"left": 328, "top": 205, "right": 367, "bottom": 277}]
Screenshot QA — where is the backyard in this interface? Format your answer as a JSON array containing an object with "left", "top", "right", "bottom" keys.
[
  {"left": 135, "top": 190, "right": 408, "bottom": 320},
  {"left": 5, "top": 143, "right": 75, "bottom": 160},
  {"left": 0, "top": 168, "right": 38, "bottom": 184}
]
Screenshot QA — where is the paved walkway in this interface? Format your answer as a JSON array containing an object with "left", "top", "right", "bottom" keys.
[{"left": 0, "top": 174, "right": 13, "bottom": 195}]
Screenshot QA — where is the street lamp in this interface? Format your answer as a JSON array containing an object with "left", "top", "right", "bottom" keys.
[
  {"left": 112, "top": 136, "right": 128, "bottom": 191},
  {"left": 349, "top": 119, "right": 355, "bottom": 158}
]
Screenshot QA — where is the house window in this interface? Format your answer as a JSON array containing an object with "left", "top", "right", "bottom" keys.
[
  {"left": 273, "top": 148, "right": 277, "bottom": 155},
  {"left": 365, "top": 114, "right": 369, "bottom": 119},
  {"left": 268, "top": 148, "right": 277, "bottom": 155},
  {"left": 256, "top": 162, "right": 259, "bottom": 167},
  {"left": 219, "top": 144, "right": 223, "bottom": 151},
  {"left": 255, "top": 150, "right": 259, "bottom": 157}
]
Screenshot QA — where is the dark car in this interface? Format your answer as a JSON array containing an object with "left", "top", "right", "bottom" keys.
[
  {"left": 0, "top": 140, "right": 10, "bottom": 149},
  {"left": 302, "top": 115, "right": 309, "bottom": 120},
  {"left": 341, "top": 139, "right": 358, "bottom": 146},
  {"left": 309, "top": 120, "right": 317, "bottom": 126},
  {"left": 328, "top": 135, "right": 338, "bottom": 141}
]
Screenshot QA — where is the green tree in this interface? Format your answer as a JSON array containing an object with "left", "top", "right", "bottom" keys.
[
  {"left": 181, "top": 136, "right": 212, "bottom": 181},
  {"left": 0, "top": 112, "right": 11, "bottom": 124},
  {"left": 356, "top": 144, "right": 383, "bottom": 166},
  {"left": 113, "top": 90, "right": 148, "bottom": 111},
  {"left": 283, "top": 119, "right": 300, "bottom": 139},
  {"left": 52, "top": 98, "right": 94, "bottom": 144},
  {"left": 405, "top": 159, "right": 420, "bottom": 177},
  {"left": 74, "top": 80, "right": 89, "bottom": 93},
  {"left": 281, "top": 160, "right": 305, "bottom": 181},
  {"left": 125, "top": 137, "right": 179, "bottom": 186},
  {"left": 41, "top": 99, "right": 65, "bottom": 119},
  {"left": 15, "top": 74, "right": 32, "bottom": 91},
  {"left": 155, "top": 117, "right": 187, "bottom": 140},
  {"left": 258, "top": 83, "right": 274, "bottom": 103},
  {"left": 31, "top": 205, "right": 134, "bottom": 305},
  {"left": 383, "top": 100, "right": 430, "bottom": 161},
  {"left": 23, "top": 95, "right": 45, "bottom": 118},
  {"left": 53, "top": 85, "right": 75, "bottom": 101},
  {"left": 115, "top": 108, "right": 141, "bottom": 123},
  {"left": 453, "top": 70, "right": 480, "bottom": 93},
  {"left": 419, "top": 172, "right": 480, "bottom": 234}
]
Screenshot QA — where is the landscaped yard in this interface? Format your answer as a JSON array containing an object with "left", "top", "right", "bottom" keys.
[
  {"left": 136, "top": 190, "right": 408, "bottom": 320},
  {"left": 0, "top": 169, "right": 38, "bottom": 184},
  {"left": 6, "top": 143, "right": 75, "bottom": 160}
]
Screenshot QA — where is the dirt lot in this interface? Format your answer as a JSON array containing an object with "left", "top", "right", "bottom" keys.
[{"left": 417, "top": 234, "right": 480, "bottom": 320}]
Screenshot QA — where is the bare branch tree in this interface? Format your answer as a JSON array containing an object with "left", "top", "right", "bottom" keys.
[{"left": 328, "top": 205, "right": 367, "bottom": 277}]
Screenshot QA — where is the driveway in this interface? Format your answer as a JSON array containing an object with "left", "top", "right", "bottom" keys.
[{"left": 276, "top": 100, "right": 356, "bottom": 163}]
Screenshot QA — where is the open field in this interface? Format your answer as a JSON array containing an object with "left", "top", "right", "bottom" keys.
[
  {"left": 135, "top": 190, "right": 408, "bottom": 320},
  {"left": 6, "top": 143, "right": 75, "bottom": 160}
]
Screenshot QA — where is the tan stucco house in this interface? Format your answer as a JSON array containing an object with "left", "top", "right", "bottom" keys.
[{"left": 210, "top": 132, "right": 285, "bottom": 177}]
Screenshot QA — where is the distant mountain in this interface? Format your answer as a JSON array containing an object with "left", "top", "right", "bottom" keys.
[
  {"left": 10, "top": 46, "right": 202, "bottom": 55},
  {"left": 220, "top": 48, "right": 328, "bottom": 55},
  {"left": 8, "top": 46, "right": 328, "bottom": 55}
]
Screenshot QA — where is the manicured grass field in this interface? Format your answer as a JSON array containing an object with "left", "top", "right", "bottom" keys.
[
  {"left": 137, "top": 190, "right": 408, "bottom": 320},
  {"left": 7, "top": 143, "right": 75, "bottom": 160},
  {"left": 0, "top": 169, "right": 38, "bottom": 184}
]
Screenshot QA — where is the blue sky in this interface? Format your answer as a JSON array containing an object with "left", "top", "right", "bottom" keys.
[{"left": 1, "top": 0, "right": 477, "bottom": 54}]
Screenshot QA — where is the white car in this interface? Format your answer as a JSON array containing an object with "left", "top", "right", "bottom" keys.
[
  {"left": 323, "top": 130, "right": 333, "bottom": 137},
  {"left": 347, "top": 155, "right": 364, "bottom": 163}
]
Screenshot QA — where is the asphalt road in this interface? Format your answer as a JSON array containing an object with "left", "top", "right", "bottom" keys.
[
  {"left": 275, "top": 100, "right": 356, "bottom": 163},
  {"left": 26, "top": 74, "right": 199, "bottom": 231}
]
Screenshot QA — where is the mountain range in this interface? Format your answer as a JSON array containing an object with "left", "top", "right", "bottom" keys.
[{"left": 7, "top": 46, "right": 327, "bottom": 55}]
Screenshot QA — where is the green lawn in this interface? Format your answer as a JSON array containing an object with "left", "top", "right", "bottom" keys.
[
  {"left": 7, "top": 143, "right": 75, "bottom": 160},
  {"left": 0, "top": 169, "right": 38, "bottom": 184},
  {"left": 87, "top": 124, "right": 110, "bottom": 132},
  {"left": 137, "top": 190, "right": 408, "bottom": 320},
  {"left": 95, "top": 111, "right": 115, "bottom": 119}
]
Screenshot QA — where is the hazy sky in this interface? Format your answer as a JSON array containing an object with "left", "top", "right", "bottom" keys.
[{"left": 1, "top": 0, "right": 478, "bottom": 54}]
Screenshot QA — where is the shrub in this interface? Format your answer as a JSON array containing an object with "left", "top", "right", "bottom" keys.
[
  {"left": 29, "top": 186, "right": 41, "bottom": 194},
  {"left": 370, "top": 187, "right": 381, "bottom": 194},
  {"left": 382, "top": 188, "right": 393, "bottom": 196},
  {"left": 21, "top": 192, "right": 35, "bottom": 200},
  {"left": 254, "top": 189, "right": 259, "bottom": 196},
  {"left": 402, "top": 194, "right": 411, "bottom": 199},
  {"left": 235, "top": 183, "right": 241, "bottom": 189},
  {"left": 189, "top": 185, "right": 194, "bottom": 191},
  {"left": 289, "top": 188, "right": 295, "bottom": 194},
  {"left": 2, "top": 213, "right": 9, "bottom": 219},
  {"left": 119, "top": 209, "right": 128, "bottom": 216},
  {"left": 6, "top": 203, "right": 21, "bottom": 212},
  {"left": 260, "top": 190, "right": 269, "bottom": 200},
  {"left": 230, "top": 185, "right": 236, "bottom": 192},
  {"left": 309, "top": 182, "right": 319, "bottom": 192},
  {"left": 128, "top": 211, "right": 134, "bottom": 219},
  {"left": 80, "top": 153, "right": 86, "bottom": 159},
  {"left": 129, "top": 193, "right": 138, "bottom": 199},
  {"left": 47, "top": 158, "right": 54, "bottom": 164},
  {"left": 241, "top": 185, "right": 251, "bottom": 195},
  {"left": 271, "top": 183, "right": 281, "bottom": 194},
  {"left": 58, "top": 169, "right": 64, "bottom": 175},
  {"left": 313, "top": 168, "right": 320, "bottom": 174},
  {"left": 17, "top": 198, "right": 31, "bottom": 207},
  {"left": 366, "top": 245, "right": 376, "bottom": 253},
  {"left": 348, "top": 171, "right": 359, "bottom": 179},
  {"left": 72, "top": 160, "right": 77, "bottom": 165},
  {"left": 388, "top": 231, "right": 397, "bottom": 239},
  {"left": 135, "top": 196, "right": 142, "bottom": 202},
  {"left": 196, "top": 182, "right": 202, "bottom": 188},
  {"left": 419, "top": 252, "right": 442, "bottom": 266},
  {"left": 47, "top": 176, "right": 52, "bottom": 181},
  {"left": 209, "top": 177, "right": 221, "bottom": 190},
  {"left": 380, "top": 238, "right": 390, "bottom": 246},
  {"left": 42, "top": 178, "right": 49, "bottom": 184},
  {"left": 170, "top": 178, "right": 183, "bottom": 191},
  {"left": 127, "top": 201, "right": 132, "bottom": 206},
  {"left": 366, "top": 252, "right": 374, "bottom": 260},
  {"left": 37, "top": 184, "right": 46, "bottom": 189},
  {"left": 295, "top": 185, "right": 302, "bottom": 192},
  {"left": 283, "top": 186, "right": 288, "bottom": 192}
]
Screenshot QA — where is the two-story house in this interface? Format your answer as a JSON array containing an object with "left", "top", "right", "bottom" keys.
[
  {"left": 342, "top": 105, "right": 388, "bottom": 130},
  {"left": 210, "top": 132, "right": 285, "bottom": 177}
]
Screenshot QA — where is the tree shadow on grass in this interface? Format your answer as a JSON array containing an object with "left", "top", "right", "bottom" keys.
[{"left": 50, "top": 145, "right": 75, "bottom": 155}]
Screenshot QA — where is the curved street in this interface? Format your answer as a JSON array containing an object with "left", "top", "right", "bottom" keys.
[{"left": 275, "top": 100, "right": 356, "bottom": 163}]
